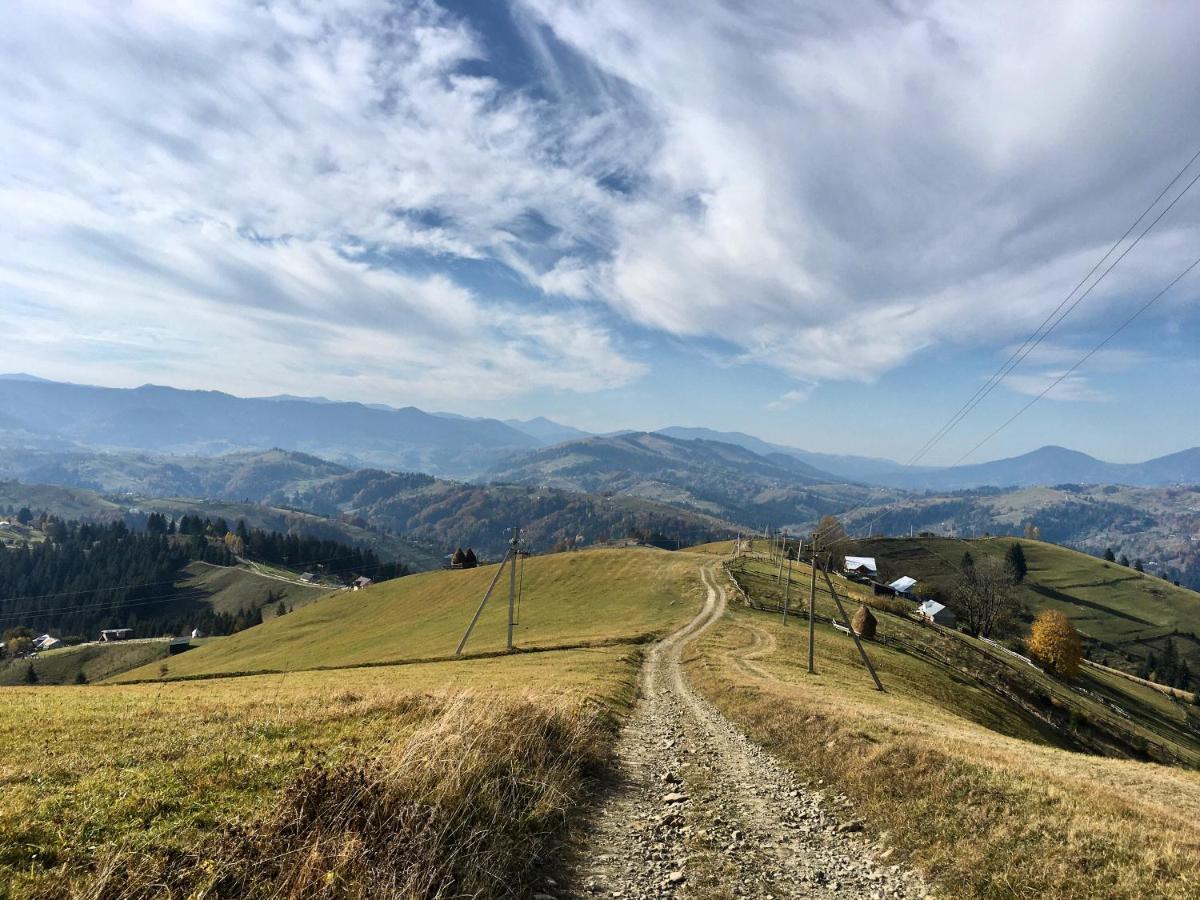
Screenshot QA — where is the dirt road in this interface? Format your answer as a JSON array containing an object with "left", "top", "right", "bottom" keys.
[{"left": 566, "top": 563, "right": 925, "bottom": 898}]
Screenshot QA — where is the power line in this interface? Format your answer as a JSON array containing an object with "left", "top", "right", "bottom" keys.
[
  {"left": 907, "top": 146, "right": 1200, "bottom": 467},
  {"left": 951, "top": 250, "right": 1200, "bottom": 465}
]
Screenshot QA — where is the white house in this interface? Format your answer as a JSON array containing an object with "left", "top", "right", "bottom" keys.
[
  {"left": 190, "top": 627, "right": 204, "bottom": 639},
  {"left": 844, "top": 556, "right": 878, "bottom": 576},
  {"left": 352, "top": 576, "right": 373, "bottom": 591},
  {"left": 917, "top": 599, "right": 957, "bottom": 627},
  {"left": 887, "top": 576, "right": 918, "bottom": 596},
  {"left": 33, "top": 634, "right": 62, "bottom": 651}
]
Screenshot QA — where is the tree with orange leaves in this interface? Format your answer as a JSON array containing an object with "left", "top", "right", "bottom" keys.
[{"left": 1028, "top": 610, "right": 1083, "bottom": 678}]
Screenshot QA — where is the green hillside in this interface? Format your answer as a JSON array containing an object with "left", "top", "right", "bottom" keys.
[
  {"left": 0, "top": 640, "right": 170, "bottom": 686},
  {"left": 115, "top": 547, "right": 703, "bottom": 680},
  {"left": 177, "top": 560, "right": 330, "bottom": 616},
  {"left": 855, "top": 536, "right": 1200, "bottom": 677}
]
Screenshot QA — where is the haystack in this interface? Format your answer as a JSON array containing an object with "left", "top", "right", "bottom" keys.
[{"left": 852, "top": 603, "right": 877, "bottom": 640}]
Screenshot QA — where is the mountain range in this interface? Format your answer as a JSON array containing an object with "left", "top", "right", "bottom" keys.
[{"left": 3, "top": 375, "right": 1200, "bottom": 490}]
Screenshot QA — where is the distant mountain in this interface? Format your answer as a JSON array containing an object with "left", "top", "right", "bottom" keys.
[
  {"left": 504, "top": 416, "right": 591, "bottom": 444},
  {"left": 485, "top": 432, "right": 892, "bottom": 529},
  {"left": 655, "top": 425, "right": 916, "bottom": 480},
  {"left": 874, "top": 445, "right": 1200, "bottom": 490},
  {"left": 0, "top": 378, "right": 537, "bottom": 477}
]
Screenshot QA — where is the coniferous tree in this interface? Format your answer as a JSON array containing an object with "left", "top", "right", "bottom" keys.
[
  {"left": 1006, "top": 543, "right": 1028, "bottom": 583},
  {"left": 1103, "top": 547, "right": 1116, "bottom": 563}
]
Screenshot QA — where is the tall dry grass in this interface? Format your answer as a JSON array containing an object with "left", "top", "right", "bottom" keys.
[{"left": 76, "top": 695, "right": 607, "bottom": 900}]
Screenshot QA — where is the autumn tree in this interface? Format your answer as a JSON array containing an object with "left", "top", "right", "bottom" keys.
[
  {"left": 1028, "top": 610, "right": 1083, "bottom": 678},
  {"left": 1022, "top": 522, "right": 1041, "bottom": 540},
  {"left": 953, "top": 555, "right": 1018, "bottom": 638},
  {"left": 815, "top": 515, "right": 848, "bottom": 550}
]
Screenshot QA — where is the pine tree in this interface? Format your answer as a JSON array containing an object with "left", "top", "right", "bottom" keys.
[
  {"left": 1006, "top": 543, "right": 1028, "bottom": 583},
  {"left": 1118, "top": 554, "right": 1130, "bottom": 567},
  {"left": 74, "top": 670, "right": 88, "bottom": 684},
  {"left": 1103, "top": 547, "right": 1116, "bottom": 563},
  {"left": 23, "top": 663, "right": 38, "bottom": 684}
]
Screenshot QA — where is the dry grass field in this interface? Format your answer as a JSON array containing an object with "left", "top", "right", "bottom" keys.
[{"left": 690, "top": 554, "right": 1200, "bottom": 898}]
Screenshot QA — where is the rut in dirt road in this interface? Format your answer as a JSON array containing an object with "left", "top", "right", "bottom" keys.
[{"left": 566, "top": 564, "right": 926, "bottom": 899}]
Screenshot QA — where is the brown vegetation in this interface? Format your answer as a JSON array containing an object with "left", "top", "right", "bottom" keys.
[
  {"left": 851, "top": 603, "right": 877, "bottom": 639},
  {"left": 79, "top": 695, "right": 605, "bottom": 899}
]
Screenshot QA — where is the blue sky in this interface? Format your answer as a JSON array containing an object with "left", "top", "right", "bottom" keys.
[{"left": 2, "top": 0, "right": 1199, "bottom": 464}]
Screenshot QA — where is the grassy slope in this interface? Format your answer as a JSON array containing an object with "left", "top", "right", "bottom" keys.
[
  {"left": 693, "top": 552, "right": 1200, "bottom": 897},
  {"left": 0, "top": 641, "right": 169, "bottom": 686},
  {"left": 1, "top": 547, "right": 707, "bottom": 896},
  {"left": 114, "top": 546, "right": 702, "bottom": 680},
  {"left": 178, "top": 560, "right": 330, "bottom": 616},
  {"left": 856, "top": 536, "right": 1200, "bottom": 673}
]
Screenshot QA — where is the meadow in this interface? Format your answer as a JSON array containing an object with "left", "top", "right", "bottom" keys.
[
  {"left": 692, "top": 551, "right": 1200, "bottom": 898},
  {"left": 1, "top": 546, "right": 705, "bottom": 898}
]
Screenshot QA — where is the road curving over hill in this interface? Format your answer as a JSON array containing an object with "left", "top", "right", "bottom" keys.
[{"left": 567, "top": 561, "right": 926, "bottom": 898}]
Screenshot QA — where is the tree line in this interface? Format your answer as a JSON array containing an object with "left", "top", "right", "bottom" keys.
[{"left": 0, "top": 511, "right": 408, "bottom": 644}]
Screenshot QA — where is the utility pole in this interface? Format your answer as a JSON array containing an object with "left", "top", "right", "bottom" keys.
[
  {"left": 807, "top": 532, "right": 817, "bottom": 674},
  {"left": 776, "top": 530, "right": 787, "bottom": 583},
  {"left": 781, "top": 550, "right": 792, "bottom": 625},
  {"left": 507, "top": 526, "right": 520, "bottom": 651},
  {"left": 819, "top": 560, "right": 885, "bottom": 692}
]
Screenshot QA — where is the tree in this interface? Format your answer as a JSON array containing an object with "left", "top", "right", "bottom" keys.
[
  {"left": 275, "top": 600, "right": 287, "bottom": 619},
  {"left": 1022, "top": 522, "right": 1041, "bottom": 541},
  {"left": 74, "top": 670, "right": 88, "bottom": 685},
  {"left": 1134, "top": 559, "right": 1145, "bottom": 573},
  {"left": 1103, "top": 547, "right": 1116, "bottom": 563},
  {"left": 1118, "top": 554, "right": 1130, "bottom": 568},
  {"left": 23, "top": 663, "right": 38, "bottom": 684},
  {"left": 953, "top": 555, "right": 1018, "bottom": 638},
  {"left": 16, "top": 507, "right": 33, "bottom": 525},
  {"left": 224, "top": 531, "right": 245, "bottom": 557},
  {"left": 1006, "top": 543, "right": 1028, "bottom": 583},
  {"left": 1027, "top": 610, "right": 1083, "bottom": 678},
  {"left": 815, "top": 515, "right": 848, "bottom": 550}
]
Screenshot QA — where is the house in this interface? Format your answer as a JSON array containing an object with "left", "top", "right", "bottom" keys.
[
  {"left": 917, "top": 599, "right": 957, "bottom": 627},
  {"left": 99, "top": 628, "right": 134, "bottom": 642},
  {"left": 843, "top": 556, "right": 878, "bottom": 578},
  {"left": 168, "top": 637, "right": 191, "bottom": 655},
  {"left": 353, "top": 576, "right": 373, "bottom": 590},
  {"left": 299, "top": 572, "right": 317, "bottom": 583},
  {"left": 33, "top": 634, "right": 62, "bottom": 651},
  {"left": 886, "top": 575, "right": 918, "bottom": 598},
  {"left": 190, "top": 627, "right": 204, "bottom": 639}
]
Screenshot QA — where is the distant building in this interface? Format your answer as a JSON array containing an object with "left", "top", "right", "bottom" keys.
[
  {"left": 353, "top": 576, "right": 373, "bottom": 590},
  {"left": 844, "top": 556, "right": 878, "bottom": 578},
  {"left": 33, "top": 634, "right": 62, "bottom": 651},
  {"left": 99, "top": 628, "right": 134, "bottom": 642},
  {"left": 881, "top": 575, "right": 918, "bottom": 599},
  {"left": 299, "top": 572, "right": 317, "bottom": 583},
  {"left": 190, "top": 627, "right": 204, "bottom": 639},
  {"left": 917, "top": 600, "right": 956, "bottom": 627},
  {"left": 168, "top": 637, "right": 191, "bottom": 655}
]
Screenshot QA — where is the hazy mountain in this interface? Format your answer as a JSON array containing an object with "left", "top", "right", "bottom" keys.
[
  {"left": 485, "top": 432, "right": 892, "bottom": 529},
  {"left": 504, "top": 416, "right": 591, "bottom": 444},
  {"left": 655, "top": 425, "right": 917, "bottom": 480},
  {"left": 0, "top": 377, "right": 536, "bottom": 477},
  {"left": 875, "top": 445, "right": 1200, "bottom": 490}
]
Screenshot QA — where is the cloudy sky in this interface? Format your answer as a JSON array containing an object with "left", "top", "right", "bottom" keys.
[{"left": 3, "top": 0, "right": 1199, "bottom": 463}]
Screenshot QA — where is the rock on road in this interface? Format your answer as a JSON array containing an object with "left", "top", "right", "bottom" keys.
[{"left": 566, "top": 563, "right": 926, "bottom": 898}]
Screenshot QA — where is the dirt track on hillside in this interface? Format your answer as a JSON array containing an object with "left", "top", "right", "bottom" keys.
[{"left": 564, "top": 563, "right": 926, "bottom": 899}]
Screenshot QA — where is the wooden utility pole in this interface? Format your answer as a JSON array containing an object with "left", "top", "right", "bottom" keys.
[
  {"left": 456, "top": 547, "right": 511, "bottom": 656},
  {"left": 507, "top": 526, "right": 520, "bottom": 651},
  {"left": 781, "top": 551, "right": 792, "bottom": 625},
  {"left": 819, "top": 558, "right": 885, "bottom": 692},
  {"left": 807, "top": 533, "right": 817, "bottom": 674},
  {"left": 776, "top": 530, "right": 787, "bottom": 583}
]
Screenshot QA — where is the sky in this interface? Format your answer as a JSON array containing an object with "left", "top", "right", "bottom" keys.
[{"left": 2, "top": 0, "right": 1200, "bottom": 464}]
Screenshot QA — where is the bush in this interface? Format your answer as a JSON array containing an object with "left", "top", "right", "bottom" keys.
[{"left": 1028, "top": 611, "right": 1083, "bottom": 679}]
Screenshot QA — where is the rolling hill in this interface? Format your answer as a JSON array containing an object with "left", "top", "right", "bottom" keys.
[
  {"left": 851, "top": 535, "right": 1200, "bottom": 679},
  {"left": 0, "top": 376, "right": 537, "bottom": 476},
  {"left": 484, "top": 431, "right": 892, "bottom": 529},
  {"left": 114, "top": 546, "right": 703, "bottom": 679}
]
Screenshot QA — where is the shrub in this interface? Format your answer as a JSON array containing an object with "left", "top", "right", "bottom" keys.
[{"left": 1028, "top": 610, "right": 1083, "bottom": 679}]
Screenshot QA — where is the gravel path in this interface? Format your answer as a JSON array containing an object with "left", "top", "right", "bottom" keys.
[{"left": 564, "top": 563, "right": 926, "bottom": 899}]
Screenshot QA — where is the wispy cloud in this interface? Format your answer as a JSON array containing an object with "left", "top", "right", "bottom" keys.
[{"left": 1, "top": 0, "right": 1199, "bottom": 411}]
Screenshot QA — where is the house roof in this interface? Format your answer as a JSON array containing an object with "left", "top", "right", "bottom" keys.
[
  {"left": 888, "top": 576, "right": 917, "bottom": 593},
  {"left": 844, "top": 556, "right": 877, "bottom": 573},
  {"left": 918, "top": 599, "right": 949, "bottom": 616}
]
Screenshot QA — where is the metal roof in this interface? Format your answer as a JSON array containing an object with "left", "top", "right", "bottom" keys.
[
  {"left": 888, "top": 576, "right": 917, "bottom": 593},
  {"left": 844, "top": 556, "right": 877, "bottom": 572}
]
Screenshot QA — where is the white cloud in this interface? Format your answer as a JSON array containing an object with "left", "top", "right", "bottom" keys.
[
  {"left": 2, "top": 0, "right": 1199, "bottom": 409},
  {"left": 0, "top": 0, "right": 642, "bottom": 404}
]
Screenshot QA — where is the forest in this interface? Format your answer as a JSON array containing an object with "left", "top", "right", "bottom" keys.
[{"left": 0, "top": 513, "right": 407, "bottom": 643}]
